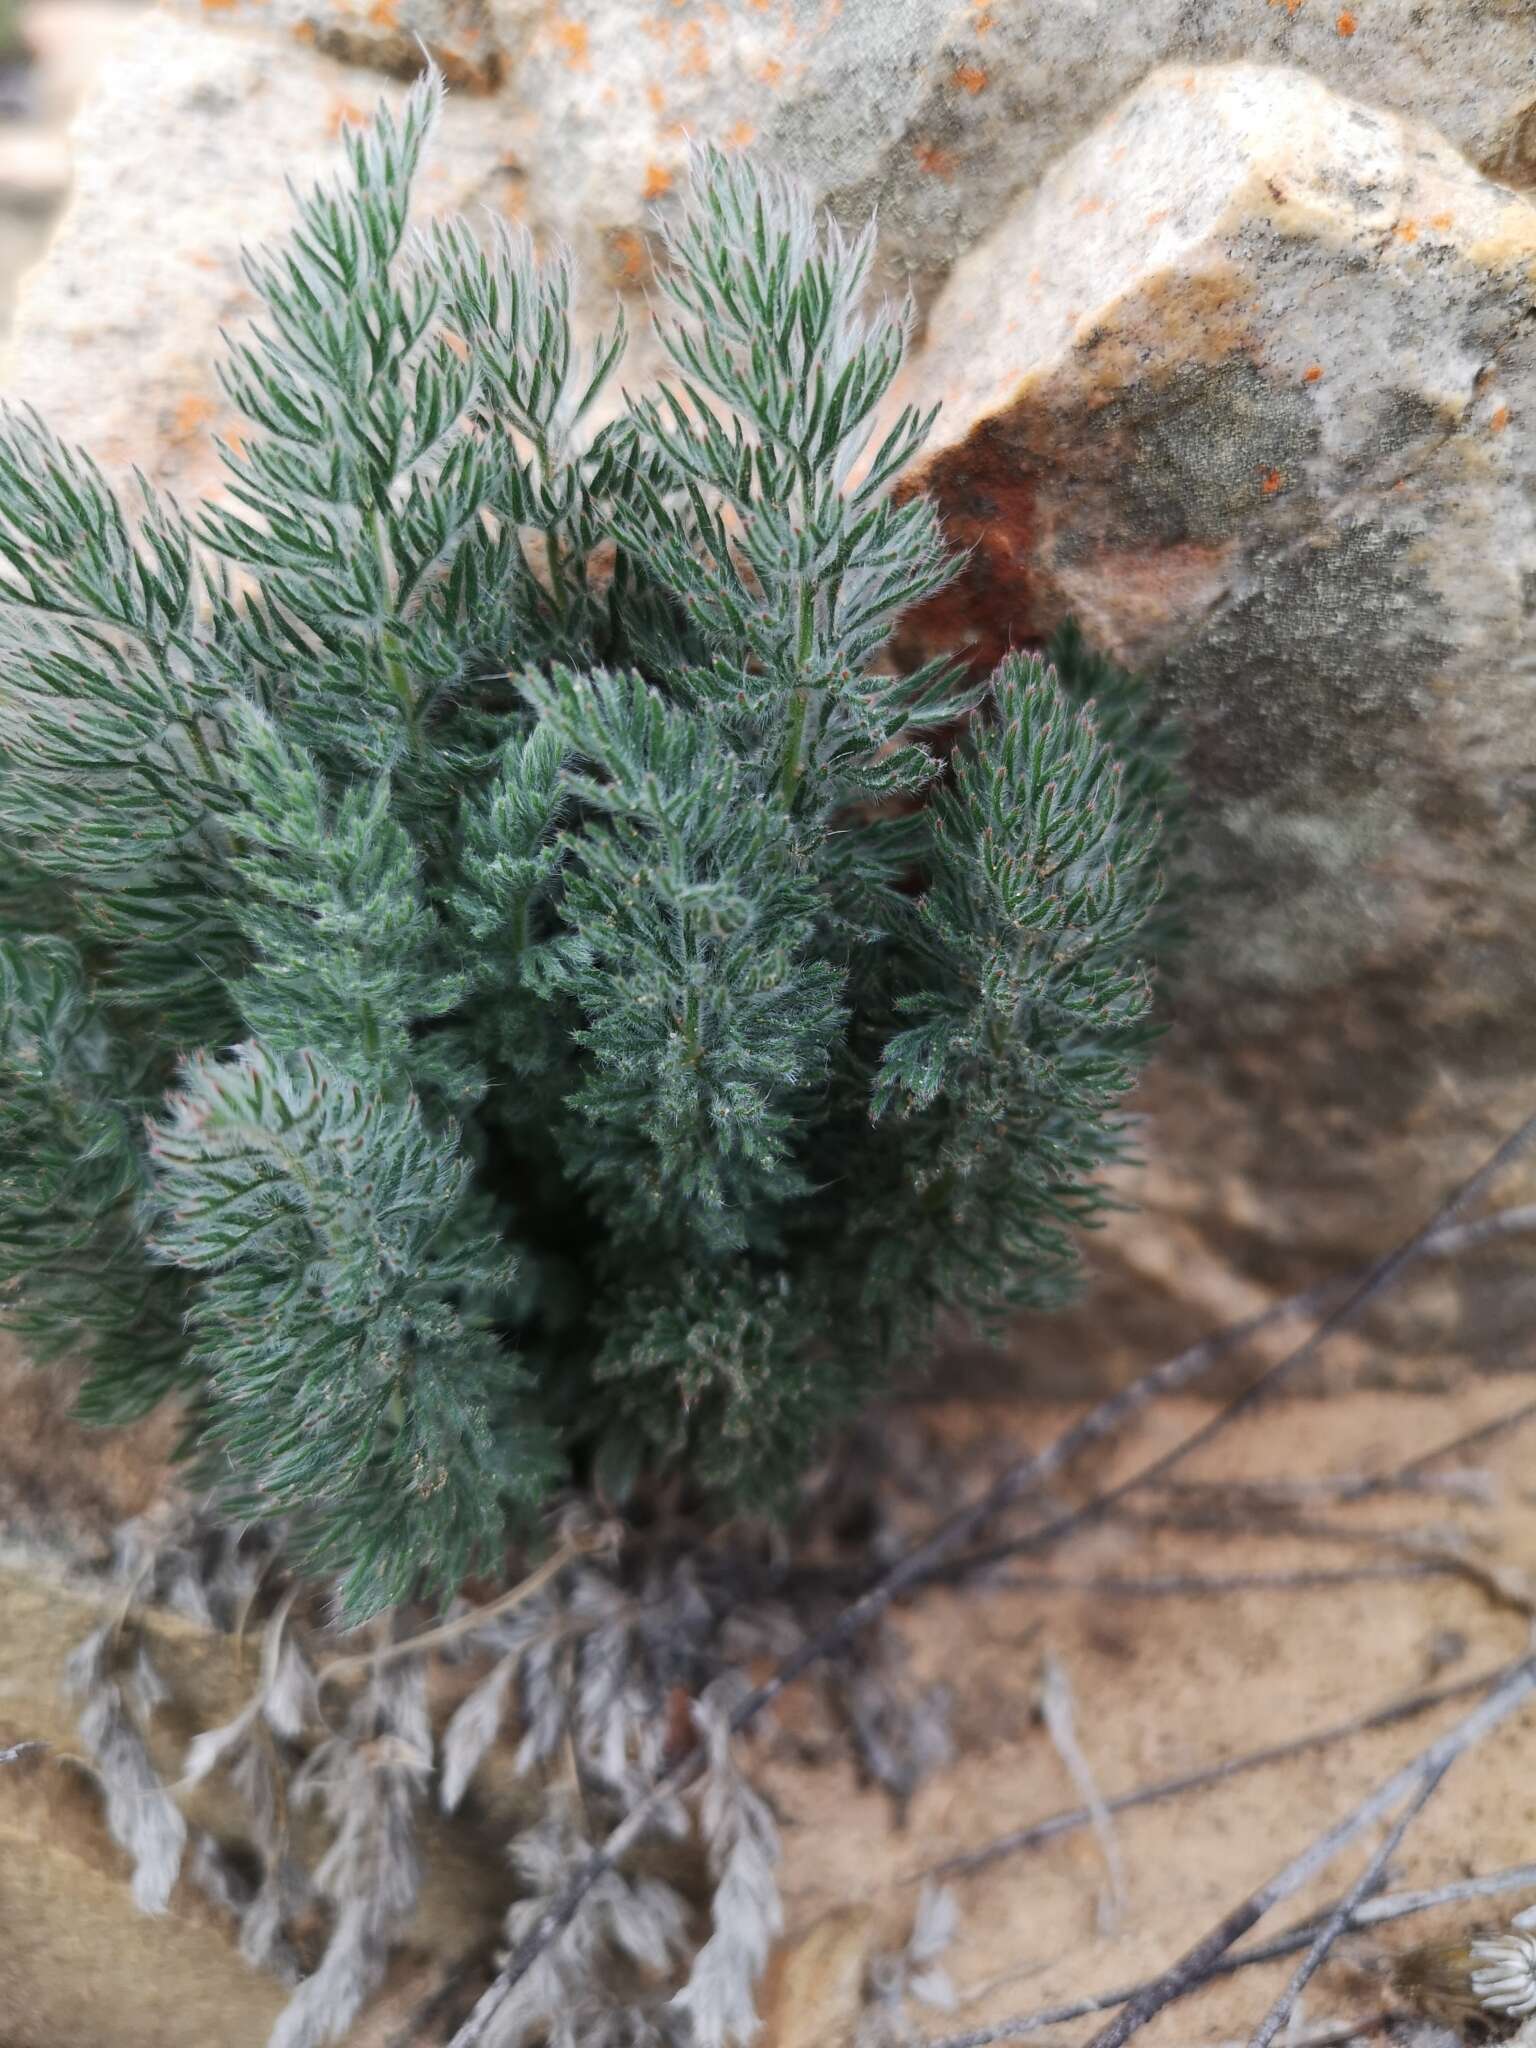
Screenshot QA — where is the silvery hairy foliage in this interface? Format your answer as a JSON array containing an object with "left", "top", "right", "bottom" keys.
[{"left": 0, "top": 69, "right": 1177, "bottom": 1618}]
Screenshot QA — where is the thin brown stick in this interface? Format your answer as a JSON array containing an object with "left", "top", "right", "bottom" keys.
[
  {"left": 991, "top": 1562, "right": 1456, "bottom": 1599},
  {"left": 931, "top": 1863, "right": 1536, "bottom": 2044},
  {"left": 934, "top": 1111, "right": 1536, "bottom": 1587},
  {"left": 1223, "top": 2017, "right": 1392, "bottom": 2048},
  {"left": 917, "top": 1660, "right": 1513, "bottom": 1884},
  {"left": 1246, "top": 1762, "right": 1451, "bottom": 2048},
  {"left": 315, "top": 1531, "right": 605, "bottom": 1691},
  {"left": 446, "top": 1128, "right": 1536, "bottom": 2048},
  {"left": 1336, "top": 1395, "right": 1536, "bottom": 1503},
  {"left": 1081, "top": 1654, "right": 1536, "bottom": 2048}
]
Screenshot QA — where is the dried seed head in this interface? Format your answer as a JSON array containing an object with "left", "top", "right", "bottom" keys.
[{"left": 1473, "top": 1931, "right": 1536, "bottom": 2018}]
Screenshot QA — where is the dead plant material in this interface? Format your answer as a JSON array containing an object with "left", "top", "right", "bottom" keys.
[
  {"left": 445, "top": 1120, "right": 1536, "bottom": 2048},
  {"left": 917, "top": 1660, "right": 1518, "bottom": 1885},
  {"left": 1245, "top": 1759, "right": 1452, "bottom": 2048},
  {"left": 1034, "top": 1652, "right": 1125, "bottom": 1937},
  {"left": 1082, "top": 1657, "right": 1536, "bottom": 2048}
]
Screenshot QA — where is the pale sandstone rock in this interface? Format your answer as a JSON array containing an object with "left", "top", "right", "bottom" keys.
[
  {"left": 897, "top": 63, "right": 1536, "bottom": 1373},
  {"left": 7, "top": 12, "right": 1536, "bottom": 1370},
  {"left": 1, "top": 11, "right": 538, "bottom": 497},
  {"left": 479, "top": 0, "right": 1536, "bottom": 326}
]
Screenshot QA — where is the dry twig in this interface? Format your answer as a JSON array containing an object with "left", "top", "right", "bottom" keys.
[
  {"left": 1081, "top": 1654, "right": 1536, "bottom": 2048},
  {"left": 929, "top": 1860, "right": 1536, "bottom": 2045},
  {"left": 992, "top": 1562, "right": 1458, "bottom": 1600},
  {"left": 1245, "top": 1762, "right": 1451, "bottom": 2048},
  {"left": 918, "top": 1660, "right": 1515, "bottom": 1884},
  {"left": 446, "top": 1125, "right": 1536, "bottom": 2048}
]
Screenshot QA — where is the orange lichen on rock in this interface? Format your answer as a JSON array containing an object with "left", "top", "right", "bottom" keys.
[
  {"left": 1393, "top": 217, "right": 1418, "bottom": 242},
  {"left": 172, "top": 394, "right": 215, "bottom": 439},
  {"left": 366, "top": 0, "right": 397, "bottom": 26},
  {"left": 1303, "top": 363, "right": 1324, "bottom": 382},
  {"left": 1336, "top": 10, "right": 1357, "bottom": 33},
  {"left": 604, "top": 226, "right": 652, "bottom": 289},
  {"left": 550, "top": 17, "right": 590, "bottom": 66},
  {"left": 953, "top": 63, "right": 988, "bottom": 95},
  {"left": 643, "top": 161, "right": 673, "bottom": 198},
  {"left": 913, "top": 140, "right": 957, "bottom": 180},
  {"left": 1490, "top": 404, "right": 1511, "bottom": 433},
  {"left": 325, "top": 97, "right": 368, "bottom": 137},
  {"left": 291, "top": 17, "right": 316, "bottom": 38},
  {"left": 1260, "top": 467, "right": 1284, "bottom": 494},
  {"left": 758, "top": 57, "right": 783, "bottom": 86},
  {"left": 724, "top": 118, "right": 755, "bottom": 148}
]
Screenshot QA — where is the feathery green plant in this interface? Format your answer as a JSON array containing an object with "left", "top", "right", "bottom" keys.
[{"left": 0, "top": 75, "right": 1176, "bottom": 1616}]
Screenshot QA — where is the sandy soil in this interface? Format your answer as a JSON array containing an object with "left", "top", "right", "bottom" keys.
[
  {"left": 7, "top": 1357, "right": 1536, "bottom": 2044},
  {"left": 758, "top": 1380, "right": 1536, "bottom": 2048}
]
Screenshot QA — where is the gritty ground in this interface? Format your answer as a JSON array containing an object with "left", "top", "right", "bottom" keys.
[
  {"left": 6, "top": 1345, "right": 1536, "bottom": 2046},
  {"left": 1, "top": 26, "right": 1533, "bottom": 2041}
]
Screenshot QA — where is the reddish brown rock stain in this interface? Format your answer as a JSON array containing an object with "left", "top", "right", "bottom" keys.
[
  {"left": 913, "top": 140, "right": 957, "bottom": 180},
  {"left": 894, "top": 444, "right": 1046, "bottom": 676}
]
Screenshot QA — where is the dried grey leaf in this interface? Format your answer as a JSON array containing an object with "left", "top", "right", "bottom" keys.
[
  {"left": 272, "top": 1658, "right": 427, "bottom": 2047},
  {"left": 183, "top": 1700, "right": 263, "bottom": 1787},
  {"left": 441, "top": 1652, "right": 519, "bottom": 1814},
  {"left": 667, "top": 1684, "right": 782, "bottom": 2048},
  {"left": 515, "top": 1628, "right": 570, "bottom": 1775},
  {"left": 263, "top": 1627, "right": 318, "bottom": 1742},
  {"left": 908, "top": 1883, "right": 958, "bottom": 1968},
  {"left": 65, "top": 1624, "right": 187, "bottom": 1915},
  {"left": 129, "top": 1641, "right": 171, "bottom": 1721},
  {"left": 906, "top": 1966, "right": 956, "bottom": 2013},
  {"left": 267, "top": 1896, "right": 379, "bottom": 2048}
]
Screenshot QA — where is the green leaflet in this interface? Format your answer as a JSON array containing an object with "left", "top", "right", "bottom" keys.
[{"left": 0, "top": 78, "right": 1178, "bottom": 1616}]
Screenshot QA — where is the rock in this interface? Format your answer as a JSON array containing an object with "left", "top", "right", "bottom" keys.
[
  {"left": 7, "top": 8, "right": 1536, "bottom": 1372},
  {"left": 173, "top": 0, "right": 511, "bottom": 94},
  {"left": 1, "top": 10, "right": 537, "bottom": 497},
  {"left": 489, "top": 0, "right": 1536, "bottom": 326},
  {"left": 896, "top": 61, "right": 1536, "bottom": 1374}
]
